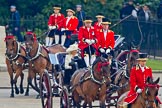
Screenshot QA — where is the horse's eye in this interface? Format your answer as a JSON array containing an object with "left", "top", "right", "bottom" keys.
[
  {"left": 146, "top": 88, "right": 150, "bottom": 96},
  {"left": 12, "top": 41, "right": 14, "bottom": 46},
  {"left": 6, "top": 42, "right": 8, "bottom": 46}
]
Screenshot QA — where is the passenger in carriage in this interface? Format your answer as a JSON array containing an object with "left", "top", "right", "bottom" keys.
[
  {"left": 46, "top": 4, "right": 65, "bottom": 46},
  {"left": 64, "top": 43, "right": 86, "bottom": 84},
  {"left": 94, "top": 13, "right": 105, "bottom": 32},
  {"left": 78, "top": 16, "right": 98, "bottom": 67},
  {"left": 124, "top": 53, "right": 162, "bottom": 108},
  {"left": 61, "top": 8, "right": 79, "bottom": 48}
]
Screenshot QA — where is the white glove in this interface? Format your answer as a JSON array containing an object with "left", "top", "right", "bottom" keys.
[
  {"left": 99, "top": 48, "right": 105, "bottom": 53},
  {"left": 91, "top": 39, "right": 96, "bottom": 44},
  {"left": 136, "top": 88, "right": 142, "bottom": 94},
  {"left": 85, "top": 39, "right": 91, "bottom": 44},
  {"left": 61, "top": 28, "right": 66, "bottom": 31},
  {"left": 106, "top": 48, "right": 111, "bottom": 54},
  {"left": 49, "top": 26, "right": 56, "bottom": 30}
]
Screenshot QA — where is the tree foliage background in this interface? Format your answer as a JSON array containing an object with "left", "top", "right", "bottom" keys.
[
  {"left": 0, "top": 0, "right": 161, "bottom": 21},
  {"left": 0, "top": 0, "right": 161, "bottom": 36}
]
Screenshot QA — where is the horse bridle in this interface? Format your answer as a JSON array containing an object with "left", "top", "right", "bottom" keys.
[
  {"left": 139, "top": 84, "right": 159, "bottom": 108},
  {"left": 91, "top": 57, "right": 111, "bottom": 85},
  {"left": 6, "top": 40, "right": 20, "bottom": 60}
]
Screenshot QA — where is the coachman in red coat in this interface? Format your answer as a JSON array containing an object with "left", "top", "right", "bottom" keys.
[
  {"left": 78, "top": 16, "right": 97, "bottom": 67},
  {"left": 94, "top": 13, "right": 105, "bottom": 32},
  {"left": 46, "top": 4, "right": 65, "bottom": 46},
  {"left": 96, "top": 18, "right": 115, "bottom": 57},
  {"left": 61, "top": 8, "right": 78, "bottom": 48},
  {"left": 124, "top": 53, "right": 162, "bottom": 107}
]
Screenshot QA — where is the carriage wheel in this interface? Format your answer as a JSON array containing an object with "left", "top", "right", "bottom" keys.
[
  {"left": 40, "top": 71, "right": 53, "bottom": 108},
  {"left": 60, "top": 86, "right": 69, "bottom": 108}
]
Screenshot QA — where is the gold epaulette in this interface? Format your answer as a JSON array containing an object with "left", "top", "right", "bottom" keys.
[
  {"left": 72, "top": 16, "right": 77, "bottom": 19},
  {"left": 51, "top": 13, "right": 55, "bottom": 16},
  {"left": 58, "top": 13, "right": 61, "bottom": 16},
  {"left": 91, "top": 26, "right": 94, "bottom": 29},
  {"left": 135, "top": 65, "right": 140, "bottom": 70},
  {"left": 145, "top": 66, "right": 150, "bottom": 69},
  {"left": 108, "top": 30, "right": 113, "bottom": 33},
  {"left": 100, "top": 29, "right": 103, "bottom": 32}
]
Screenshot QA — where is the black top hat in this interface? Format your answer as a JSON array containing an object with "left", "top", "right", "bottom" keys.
[
  {"left": 137, "top": 53, "right": 148, "bottom": 61},
  {"left": 96, "top": 13, "right": 105, "bottom": 18},
  {"left": 53, "top": 4, "right": 61, "bottom": 9},
  {"left": 66, "top": 7, "right": 75, "bottom": 14},
  {"left": 102, "top": 18, "right": 111, "bottom": 25},
  {"left": 84, "top": 16, "right": 93, "bottom": 23}
]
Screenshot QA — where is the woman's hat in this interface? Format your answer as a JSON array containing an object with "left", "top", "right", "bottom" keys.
[
  {"left": 84, "top": 16, "right": 93, "bottom": 23},
  {"left": 66, "top": 44, "right": 78, "bottom": 53},
  {"left": 101, "top": 18, "right": 111, "bottom": 25},
  {"left": 137, "top": 53, "right": 148, "bottom": 61},
  {"left": 96, "top": 13, "right": 105, "bottom": 18}
]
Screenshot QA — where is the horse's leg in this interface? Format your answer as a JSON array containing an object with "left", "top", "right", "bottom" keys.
[
  {"left": 73, "top": 90, "right": 81, "bottom": 108},
  {"left": 9, "top": 71, "right": 14, "bottom": 97},
  {"left": 82, "top": 99, "right": 87, "bottom": 108},
  {"left": 28, "top": 70, "right": 40, "bottom": 93},
  {"left": 25, "top": 83, "right": 30, "bottom": 96},
  {"left": 14, "top": 69, "right": 23, "bottom": 95},
  {"left": 99, "top": 96, "right": 106, "bottom": 108},
  {"left": 19, "top": 72, "right": 24, "bottom": 94}
]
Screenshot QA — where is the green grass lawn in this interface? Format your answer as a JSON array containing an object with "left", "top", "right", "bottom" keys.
[{"left": 147, "top": 59, "right": 162, "bottom": 70}]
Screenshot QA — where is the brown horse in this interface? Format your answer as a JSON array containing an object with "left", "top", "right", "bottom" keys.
[
  {"left": 5, "top": 36, "right": 29, "bottom": 97},
  {"left": 117, "top": 77, "right": 160, "bottom": 108},
  {"left": 24, "top": 32, "right": 66, "bottom": 93},
  {"left": 70, "top": 56, "right": 111, "bottom": 108},
  {"left": 114, "top": 49, "right": 139, "bottom": 97}
]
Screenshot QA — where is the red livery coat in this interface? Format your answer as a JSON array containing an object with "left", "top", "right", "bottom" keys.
[
  {"left": 94, "top": 22, "right": 103, "bottom": 32},
  {"left": 97, "top": 29, "right": 115, "bottom": 49},
  {"left": 63, "top": 16, "right": 78, "bottom": 32},
  {"left": 78, "top": 26, "right": 97, "bottom": 56},
  {"left": 48, "top": 13, "right": 65, "bottom": 30},
  {"left": 124, "top": 65, "right": 153, "bottom": 103}
]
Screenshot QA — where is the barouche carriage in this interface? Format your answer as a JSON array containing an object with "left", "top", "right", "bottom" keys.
[
  {"left": 36, "top": 34, "right": 138, "bottom": 108},
  {"left": 5, "top": 32, "right": 161, "bottom": 108}
]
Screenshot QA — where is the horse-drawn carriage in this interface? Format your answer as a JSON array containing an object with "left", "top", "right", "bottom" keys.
[
  {"left": 36, "top": 34, "right": 140, "bottom": 108},
  {"left": 5, "top": 33, "right": 161, "bottom": 108}
]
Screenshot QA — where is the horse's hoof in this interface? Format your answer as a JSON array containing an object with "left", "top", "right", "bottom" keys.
[
  {"left": 15, "top": 89, "right": 19, "bottom": 94},
  {"left": 24, "top": 92, "right": 29, "bottom": 96},
  {"left": 20, "top": 88, "right": 24, "bottom": 94},
  {"left": 10, "top": 94, "right": 14, "bottom": 98},
  {"left": 36, "top": 94, "right": 40, "bottom": 99}
]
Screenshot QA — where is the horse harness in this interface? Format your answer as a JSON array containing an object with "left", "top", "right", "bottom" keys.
[
  {"left": 26, "top": 43, "right": 50, "bottom": 69},
  {"left": 71, "top": 67, "right": 111, "bottom": 100},
  {"left": 6, "top": 42, "right": 28, "bottom": 73}
]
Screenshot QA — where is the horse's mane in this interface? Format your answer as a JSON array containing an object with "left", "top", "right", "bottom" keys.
[{"left": 92, "top": 57, "right": 102, "bottom": 68}]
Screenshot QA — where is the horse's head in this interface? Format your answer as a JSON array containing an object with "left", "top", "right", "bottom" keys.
[
  {"left": 24, "top": 32, "right": 37, "bottom": 53},
  {"left": 5, "top": 35, "right": 17, "bottom": 57},
  {"left": 92, "top": 56, "right": 111, "bottom": 83},
  {"left": 142, "top": 77, "right": 160, "bottom": 108}
]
